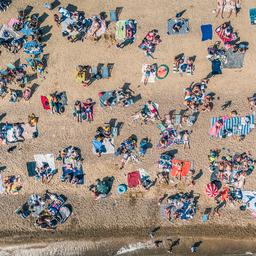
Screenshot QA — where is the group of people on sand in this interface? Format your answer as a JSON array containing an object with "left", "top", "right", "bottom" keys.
[
  {"left": 54, "top": 7, "right": 106, "bottom": 42},
  {"left": 173, "top": 54, "right": 195, "bottom": 75},
  {"left": 216, "top": 0, "right": 241, "bottom": 18},
  {"left": 138, "top": 30, "right": 161, "bottom": 58},
  {"left": 183, "top": 80, "right": 214, "bottom": 112},
  {"left": 208, "top": 149, "right": 255, "bottom": 216},
  {"left": 73, "top": 98, "right": 94, "bottom": 123}
]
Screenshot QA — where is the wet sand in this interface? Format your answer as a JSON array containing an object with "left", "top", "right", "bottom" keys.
[{"left": 1, "top": 0, "right": 256, "bottom": 255}]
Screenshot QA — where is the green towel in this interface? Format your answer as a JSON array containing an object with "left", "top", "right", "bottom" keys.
[{"left": 116, "top": 20, "right": 126, "bottom": 40}]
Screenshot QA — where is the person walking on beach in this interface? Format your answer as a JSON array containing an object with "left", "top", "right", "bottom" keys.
[
  {"left": 167, "top": 238, "right": 180, "bottom": 253},
  {"left": 191, "top": 241, "right": 202, "bottom": 253}
]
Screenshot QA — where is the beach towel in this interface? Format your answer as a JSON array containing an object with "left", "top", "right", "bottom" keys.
[
  {"left": 0, "top": 24, "right": 23, "bottom": 40},
  {"left": 139, "top": 168, "right": 150, "bottom": 183},
  {"left": 128, "top": 171, "right": 141, "bottom": 188},
  {"left": 7, "top": 18, "right": 19, "bottom": 28},
  {"left": 34, "top": 154, "right": 55, "bottom": 170},
  {"left": 0, "top": 175, "right": 5, "bottom": 194},
  {"left": 222, "top": 50, "right": 245, "bottom": 69},
  {"left": 201, "top": 24, "right": 213, "bottom": 41},
  {"left": 215, "top": 25, "right": 237, "bottom": 44},
  {"left": 23, "top": 41, "right": 43, "bottom": 55},
  {"left": 92, "top": 138, "right": 115, "bottom": 155},
  {"left": 249, "top": 8, "right": 256, "bottom": 25},
  {"left": 99, "top": 91, "right": 116, "bottom": 107},
  {"left": 61, "top": 17, "right": 74, "bottom": 33},
  {"left": 211, "top": 59, "right": 222, "bottom": 75},
  {"left": 116, "top": 20, "right": 126, "bottom": 40},
  {"left": 40, "top": 95, "right": 51, "bottom": 110},
  {"left": 21, "top": 123, "right": 38, "bottom": 139},
  {"left": 141, "top": 64, "right": 156, "bottom": 83},
  {"left": 26, "top": 161, "right": 37, "bottom": 177},
  {"left": 242, "top": 191, "right": 256, "bottom": 213},
  {"left": 210, "top": 115, "right": 255, "bottom": 138},
  {"left": 61, "top": 166, "right": 84, "bottom": 184},
  {"left": 170, "top": 159, "right": 191, "bottom": 177},
  {"left": 167, "top": 18, "right": 189, "bottom": 35}
]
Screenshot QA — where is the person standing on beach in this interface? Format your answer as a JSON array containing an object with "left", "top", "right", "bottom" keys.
[
  {"left": 216, "top": 0, "right": 225, "bottom": 18},
  {"left": 191, "top": 241, "right": 202, "bottom": 253}
]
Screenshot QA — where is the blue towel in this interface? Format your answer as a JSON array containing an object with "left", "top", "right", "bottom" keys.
[
  {"left": 201, "top": 24, "right": 213, "bottom": 41},
  {"left": 249, "top": 8, "right": 256, "bottom": 25},
  {"left": 211, "top": 59, "right": 222, "bottom": 75}
]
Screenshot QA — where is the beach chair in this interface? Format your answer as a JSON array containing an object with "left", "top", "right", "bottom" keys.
[
  {"left": 157, "top": 123, "right": 167, "bottom": 133},
  {"left": 110, "top": 10, "right": 117, "bottom": 22},
  {"left": 172, "top": 113, "right": 182, "bottom": 127},
  {"left": 6, "top": 63, "right": 16, "bottom": 70},
  {"left": 101, "top": 66, "right": 109, "bottom": 79},
  {"left": 188, "top": 114, "right": 196, "bottom": 126}
]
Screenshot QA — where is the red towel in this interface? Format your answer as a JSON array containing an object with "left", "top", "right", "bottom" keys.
[{"left": 128, "top": 171, "right": 141, "bottom": 188}]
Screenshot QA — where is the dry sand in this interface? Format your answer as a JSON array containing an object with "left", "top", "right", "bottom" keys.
[{"left": 1, "top": 0, "right": 256, "bottom": 254}]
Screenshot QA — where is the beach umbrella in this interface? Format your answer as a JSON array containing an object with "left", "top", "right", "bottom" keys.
[{"left": 205, "top": 183, "right": 218, "bottom": 197}]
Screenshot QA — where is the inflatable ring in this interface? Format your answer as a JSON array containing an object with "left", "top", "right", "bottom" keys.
[
  {"left": 117, "top": 184, "right": 127, "bottom": 194},
  {"left": 156, "top": 64, "right": 169, "bottom": 80}
]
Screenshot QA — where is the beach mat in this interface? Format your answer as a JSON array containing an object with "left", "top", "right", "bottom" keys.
[
  {"left": 21, "top": 123, "right": 37, "bottom": 139},
  {"left": 92, "top": 138, "right": 115, "bottom": 155},
  {"left": 201, "top": 24, "right": 212, "bottom": 41},
  {"left": 34, "top": 154, "right": 55, "bottom": 170},
  {"left": 210, "top": 115, "right": 255, "bottom": 138},
  {"left": 26, "top": 161, "right": 37, "bottom": 177},
  {"left": 61, "top": 166, "right": 84, "bottom": 184},
  {"left": 223, "top": 50, "right": 245, "bottom": 69},
  {"left": 141, "top": 64, "right": 156, "bottom": 83},
  {"left": 167, "top": 19, "right": 189, "bottom": 35},
  {"left": 170, "top": 159, "right": 191, "bottom": 177}
]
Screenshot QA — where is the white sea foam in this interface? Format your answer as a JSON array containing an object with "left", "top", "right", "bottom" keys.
[{"left": 115, "top": 241, "right": 153, "bottom": 255}]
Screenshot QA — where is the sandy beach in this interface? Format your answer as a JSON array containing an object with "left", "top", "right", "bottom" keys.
[{"left": 1, "top": 0, "right": 256, "bottom": 255}]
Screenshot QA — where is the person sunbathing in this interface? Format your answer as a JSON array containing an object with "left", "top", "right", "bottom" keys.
[
  {"left": 187, "top": 57, "right": 195, "bottom": 75},
  {"left": 172, "top": 22, "right": 182, "bottom": 33},
  {"left": 74, "top": 100, "right": 82, "bottom": 122},
  {"left": 247, "top": 97, "right": 256, "bottom": 111},
  {"left": 23, "top": 87, "right": 31, "bottom": 101},
  {"left": 83, "top": 98, "right": 94, "bottom": 121},
  {"left": 28, "top": 113, "right": 38, "bottom": 127}
]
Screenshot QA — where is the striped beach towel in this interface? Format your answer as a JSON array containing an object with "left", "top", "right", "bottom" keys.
[{"left": 210, "top": 115, "right": 255, "bottom": 138}]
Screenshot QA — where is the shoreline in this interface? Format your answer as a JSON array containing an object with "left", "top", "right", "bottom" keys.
[
  {"left": 1, "top": 224, "right": 256, "bottom": 246},
  {"left": 0, "top": 229, "right": 256, "bottom": 256}
]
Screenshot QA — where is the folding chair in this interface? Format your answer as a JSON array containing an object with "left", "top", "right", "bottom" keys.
[
  {"left": 101, "top": 66, "right": 109, "bottom": 79},
  {"left": 110, "top": 10, "right": 117, "bottom": 22}
]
